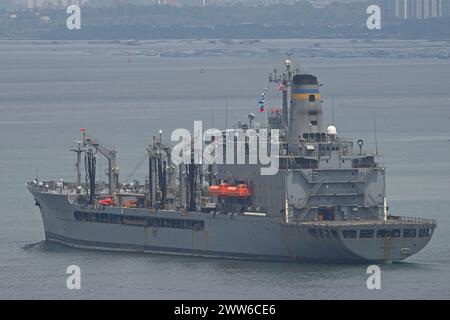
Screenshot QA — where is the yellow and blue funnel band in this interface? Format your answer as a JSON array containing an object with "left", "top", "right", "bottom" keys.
[
  {"left": 292, "top": 93, "right": 321, "bottom": 100},
  {"left": 292, "top": 88, "right": 320, "bottom": 101}
]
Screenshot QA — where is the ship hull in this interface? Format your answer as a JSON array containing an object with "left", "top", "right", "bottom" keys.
[{"left": 28, "top": 186, "right": 436, "bottom": 263}]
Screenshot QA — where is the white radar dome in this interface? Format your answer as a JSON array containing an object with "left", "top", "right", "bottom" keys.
[{"left": 326, "top": 125, "right": 337, "bottom": 136}]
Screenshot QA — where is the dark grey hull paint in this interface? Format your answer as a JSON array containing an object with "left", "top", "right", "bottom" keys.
[{"left": 29, "top": 186, "right": 435, "bottom": 264}]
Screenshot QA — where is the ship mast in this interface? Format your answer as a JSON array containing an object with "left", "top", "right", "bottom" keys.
[
  {"left": 147, "top": 131, "right": 176, "bottom": 209},
  {"left": 269, "top": 53, "right": 295, "bottom": 129},
  {"left": 70, "top": 140, "right": 84, "bottom": 188}
]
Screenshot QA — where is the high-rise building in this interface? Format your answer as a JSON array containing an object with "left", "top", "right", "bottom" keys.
[
  {"left": 380, "top": 0, "right": 448, "bottom": 19},
  {"left": 443, "top": 0, "right": 450, "bottom": 15},
  {"left": 27, "top": 0, "right": 89, "bottom": 9}
]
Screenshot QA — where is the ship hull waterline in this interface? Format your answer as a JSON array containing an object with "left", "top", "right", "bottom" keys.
[{"left": 28, "top": 186, "right": 435, "bottom": 264}]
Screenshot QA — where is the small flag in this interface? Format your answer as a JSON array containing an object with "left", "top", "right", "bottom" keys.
[{"left": 258, "top": 87, "right": 269, "bottom": 112}]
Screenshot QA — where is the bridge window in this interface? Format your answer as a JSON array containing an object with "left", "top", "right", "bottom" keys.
[
  {"left": 403, "top": 229, "right": 417, "bottom": 238},
  {"left": 359, "top": 230, "right": 374, "bottom": 238},
  {"left": 309, "top": 95, "right": 316, "bottom": 102},
  {"left": 343, "top": 230, "right": 357, "bottom": 239}
]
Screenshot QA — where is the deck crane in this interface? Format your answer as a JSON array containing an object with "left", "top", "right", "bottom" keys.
[{"left": 79, "top": 128, "right": 119, "bottom": 195}]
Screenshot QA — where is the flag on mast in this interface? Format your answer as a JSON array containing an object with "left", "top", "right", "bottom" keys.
[{"left": 258, "top": 87, "right": 268, "bottom": 113}]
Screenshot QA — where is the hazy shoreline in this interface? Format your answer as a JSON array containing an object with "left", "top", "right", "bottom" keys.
[{"left": 1, "top": 38, "right": 449, "bottom": 60}]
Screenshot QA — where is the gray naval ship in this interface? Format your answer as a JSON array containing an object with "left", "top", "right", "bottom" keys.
[{"left": 27, "top": 59, "right": 436, "bottom": 263}]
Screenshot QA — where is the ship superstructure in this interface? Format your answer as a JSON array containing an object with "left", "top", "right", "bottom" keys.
[{"left": 27, "top": 59, "right": 436, "bottom": 263}]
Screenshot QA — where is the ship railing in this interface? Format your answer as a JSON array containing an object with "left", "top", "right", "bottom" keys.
[
  {"left": 387, "top": 215, "right": 437, "bottom": 225},
  {"left": 43, "top": 188, "right": 85, "bottom": 196},
  {"left": 27, "top": 180, "right": 87, "bottom": 196}
]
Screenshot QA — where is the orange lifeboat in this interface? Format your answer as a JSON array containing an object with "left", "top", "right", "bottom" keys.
[
  {"left": 225, "top": 184, "right": 251, "bottom": 197},
  {"left": 99, "top": 197, "right": 115, "bottom": 206},
  {"left": 209, "top": 183, "right": 229, "bottom": 197},
  {"left": 124, "top": 199, "right": 137, "bottom": 208}
]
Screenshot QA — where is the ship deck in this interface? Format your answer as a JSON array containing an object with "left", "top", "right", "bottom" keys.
[
  {"left": 26, "top": 182, "right": 437, "bottom": 228},
  {"left": 295, "top": 216, "right": 436, "bottom": 227}
]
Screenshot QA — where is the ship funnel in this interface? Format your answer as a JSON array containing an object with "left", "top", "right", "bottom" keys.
[{"left": 288, "top": 74, "right": 325, "bottom": 151}]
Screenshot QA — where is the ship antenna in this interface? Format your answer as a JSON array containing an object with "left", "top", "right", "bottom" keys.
[
  {"left": 332, "top": 96, "right": 335, "bottom": 126},
  {"left": 286, "top": 51, "right": 293, "bottom": 62},
  {"left": 211, "top": 101, "right": 215, "bottom": 128},
  {"left": 373, "top": 108, "right": 379, "bottom": 155},
  {"left": 268, "top": 54, "right": 294, "bottom": 130},
  {"left": 225, "top": 99, "right": 229, "bottom": 129}
]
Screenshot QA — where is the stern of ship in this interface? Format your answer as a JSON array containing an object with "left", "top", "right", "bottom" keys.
[{"left": 283, "top": 216, "right": 436, "bottom": 263}]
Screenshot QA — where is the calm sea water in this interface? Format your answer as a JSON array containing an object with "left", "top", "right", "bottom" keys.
[{"left": 0, "top": 40, "right": 449, "bottom": 299}]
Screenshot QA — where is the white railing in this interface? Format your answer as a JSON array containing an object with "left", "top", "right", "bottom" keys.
[{"left": 387, "top": 215, "right": 437, "bottom": 225}]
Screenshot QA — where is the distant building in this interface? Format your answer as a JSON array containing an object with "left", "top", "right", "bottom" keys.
[
  {"left": 158, "top": 0, "right": 298, "bottom": 6},
  {"left": 379, "top": 0, "right": 450, "bottom": 19},
  {"left": 27, "top": 0, "right": 90, "bottom": 9},
  {"left": 443, "top": 0, "right": 450, "bottom": 15}
]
